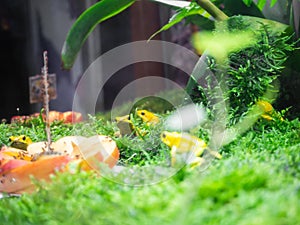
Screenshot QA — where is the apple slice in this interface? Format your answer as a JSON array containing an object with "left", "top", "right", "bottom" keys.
[
  {"left": 0, "top": 155, "right": 70, "bottom": 194},
  {"left": 76, "top": 135, "right": 119, "bottom": 170},
  {"left": 0, "top": 159, "right": 30, "bottom": 174},
  {"left": 27, "top": 136, "right": 87, "bottom": 156},
  {"left": 62, "top": 111, "right": 83, "bottom": 123},
  {"left": 0, "top": 135, "right": 119, "bottom": 194}
]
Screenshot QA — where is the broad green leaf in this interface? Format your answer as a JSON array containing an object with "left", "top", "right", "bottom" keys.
[
  {"left": 61, "top": 0, "right": 134, "bottom": 69},
  {"left": 242, "top": 0, "right": 253, "bottom": 7},
  {"left": 270, "top": 0, "right": 278, "bottom": 7},
  {"left": 242, "top": 0, "right": 278, "bottom": 9},
  {"left": 256, "top": 0, "right": 267, "bottom": 11},
  {"left": 149, "top": 2, "right": 213, "bottom": 40}
]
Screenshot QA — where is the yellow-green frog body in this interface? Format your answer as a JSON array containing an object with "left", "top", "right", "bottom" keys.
[
  {"left": 115, "top": 109, "right": 159, "bottom": 136},
  {"left": 9, "top": 135, "right": 32, "bottom": 150},
  {"left": 136, "top": 109, "right": 160, "bottom": 126},
  {"left": 257, "top": 100, "right": 283, "bottom": 121},
  {"left": 161, "top": 131, "right": 221, "bottom": 167}
]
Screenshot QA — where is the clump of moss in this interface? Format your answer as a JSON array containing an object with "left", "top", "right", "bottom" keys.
[{"left": 189, "top": 16, "right": 297, "bottom": 125}]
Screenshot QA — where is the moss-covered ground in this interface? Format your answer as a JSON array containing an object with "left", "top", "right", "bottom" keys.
[{"left": 0, "top": 115, "right": 299, "bottom": 225}]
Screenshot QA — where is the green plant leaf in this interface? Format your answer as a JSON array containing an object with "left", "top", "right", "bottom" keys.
[
  {"left": 223, "top": 0, "right": 265, "bottom": 18},
  {"left": 217, "top": 15, "right": 289, "bottom": 35},
  {"left": 241, "top": 0, "right": 279, "bottom": 11},
  {"left": 242, "top": 0, "right": 253, "bottom": 7},
  {"left": 270, "top": 0, "right": 278, "bottom": 7},
  {"left": 256, "top": 0, "right": 267, "bottom": 11},
  {"left": 149, "top": 2, "right": 213, "bottom": 40},
  {"left": 61, "top": 0, "right": 135, "bottom": 69}
]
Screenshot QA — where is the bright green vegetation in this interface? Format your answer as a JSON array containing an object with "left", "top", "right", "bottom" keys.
[
  {"left": 2, "top": 1, "right": 299, "bottom": 224},
  {"left": 0, "top": 115, "right": 300, "bottom": 224},
  {"left": 188, "top": 16, "right": 297, "bottom": 126}
]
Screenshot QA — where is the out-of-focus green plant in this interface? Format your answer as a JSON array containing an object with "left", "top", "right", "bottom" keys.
[
  {"left": 61, "top": 0, "right": 298, "bottom": 126},
  {"left": 148, "top": 1, "right": 214, "bottom": 40},
  {"left": 213, "top": 0, "right": 299, "bottom": 37},
  {"left": 61, "top": 0, "right": 135, "bottom": 69},
  {"left": 242, "top": 0, "right": 279, "bottom": 9},
  {"left": 192, "top": 30, "right": 257, "bottom": 62},
  {"left": 61, "top": 0, "right": 215, "bottom": 69},
  {"left": 61, "top": 0, "right": 298, "bottom": 69},
  {"left": 188, "top": 14, "right": 297, "bottom": 125}
]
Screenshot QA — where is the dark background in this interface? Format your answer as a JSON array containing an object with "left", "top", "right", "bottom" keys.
[
  {"left": 0, "top": 0, "right": 192, "bottom": 122},
  {"left": 0, "top": 0, "right": 299, "bottom": 121}
]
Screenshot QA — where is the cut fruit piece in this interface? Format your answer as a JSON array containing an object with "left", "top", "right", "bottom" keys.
[
  {"left": 0, "top": 155, "right": 71, "bottom": 194},
  {"left": 10, "top": 111, "right": 83, "bottom": 124},
  {"left": 77, "top": 135, "right": 119, "bottom": 170},
  {"left": 0, "top": 135, "right": 119, "bottom": 194},
  {"left": 27, "top": 136, "right": 87, "bottom": 156},
  {"left": 0, "top": 159, "right": 30, "bottom": 174},
  {"left": 61, "top": 111, "right": 83, "bottom": 123}
]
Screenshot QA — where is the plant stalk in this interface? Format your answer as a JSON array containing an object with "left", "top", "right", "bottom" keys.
[
  {"left": 197, "top": 0, "right": 228, "bottom": 21},
  {"left": 42, "top": 51, "right": 52, "bottom": 151}
]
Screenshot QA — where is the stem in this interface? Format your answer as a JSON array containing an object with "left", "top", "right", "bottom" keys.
[
  {"left": 42, "top": 51, "right": 52, "bottom": 151},
  {"left": 197, "top": 0, "right": 228, "bottom": 21}
]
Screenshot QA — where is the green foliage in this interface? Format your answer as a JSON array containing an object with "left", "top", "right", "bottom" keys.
[
  {"left": 61, "top": 0, "right": 217, "bottom": 70},
  {"left": 9, "top": 1, "right": 298, "bottom": 223},
  {"left": 115, "top": 114, "right": 169, "bottom": 166},
  {"left": 1, "top": 111, "right": 300, "bottom": 224},
  {"left": 0, "top": 121, "right": 299, "bottom": 224},
  {"left": 61, "top": 0, "right": 135, "bottom": 69},
  {"left": 242, "top": 0, "right": 279, "bottom": 9},
  {"left": 0, "top": 119, "right": 75, "bottom": 145},
  {"left": 149, "top": 1, "right": 213, "bottom": 40},
  {"left": 192, "top": 30, "right": 256, "bottom": 61},
  {"left": 189, "top": 16, "right": 296, "bottom": 125},
  {"left": 226, "top": 25, "right": 296, "bottom": 124}
]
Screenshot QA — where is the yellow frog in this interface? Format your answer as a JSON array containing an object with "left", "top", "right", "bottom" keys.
[
  {"left": 115, "top": 114, "right": 137, "bottom": 136},
  {"left": 115, "top": 114, "right": 131, "bottom": 124},
  {"left": 136, "top": 109, "right": 160, "bottom": 126},
  {"left": 115, "top": 109, "right": 160, "bottom": 136},
  {"left": 9, "top": 135, "right": 33, "bottom": 150},
  {"left": 257, "top": 100, "right": 283, "bottom": 121},
  {"left": 161, "top": 131, "right": 222, "bottom": 167}
]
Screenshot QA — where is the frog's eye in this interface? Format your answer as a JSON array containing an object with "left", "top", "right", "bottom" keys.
[
  {"left": 140, "top": 111, "right": 145, "bottom": 116},
  {"left": 161, "top": 133, "right": 166, "bottom": 139},
  {"left": 22, "top": 136, "right": 26, "bottom": 141},
  {"left": 9, "top": 137, "right": 12, "bottom": 142}
]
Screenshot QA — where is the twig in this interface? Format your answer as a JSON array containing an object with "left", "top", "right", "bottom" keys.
[{"left": 42, "top": 51, "right": 52, "bottom": 151}]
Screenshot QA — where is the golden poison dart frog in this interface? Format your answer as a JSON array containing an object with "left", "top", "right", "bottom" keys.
[
  {"left": 257, "top": 100, "right": 283, "bottom": 121},
  {"left": 115, "top": 114, "right": 135, "bottom": 135},
  {"left": 115, "top": 114, "right": 146, "bottom": 136},
  {"left": 161, "top": 131, "right": 222, "bottom": 167},
  {"left": 116, "top": 110, "right": 159, "bottom": 136},
  {"left": 9, "top": 135, "right": 33, "bottom": 150},
  {"left": 136, "top": 109, "right": 160, "bottom": 126}
]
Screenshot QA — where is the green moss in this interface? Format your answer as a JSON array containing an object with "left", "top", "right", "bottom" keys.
[
  {"left": 0, "top": 116, "right": 300, "bottom": 224},
  {"left": 189, "top": 19, "right": 297, "bottom": 126}
]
